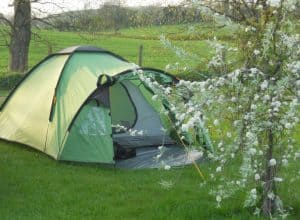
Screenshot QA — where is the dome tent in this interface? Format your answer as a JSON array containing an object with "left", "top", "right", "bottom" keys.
[{"left": 0, "top": 46, "right": 212, "bottom": 168}]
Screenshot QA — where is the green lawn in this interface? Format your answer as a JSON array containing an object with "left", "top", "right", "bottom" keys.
[
  {"left": 0, "top": 25, "right": 299, "bottom": 219},
  {"left": 112, "top": 23, "right": 238, "bottom": 41},
  {"left": 0, "top": 139, "right": 299, "bottom": 220}
]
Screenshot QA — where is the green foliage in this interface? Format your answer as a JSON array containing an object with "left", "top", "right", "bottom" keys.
[
  {"left": 0, "top": 73, "right": 23, "bottom": 90},
  {"left": 48, "top": 5, "right": 203, "bottom": 32},
  {"left": 0, "top": 90, "right": 8, "bottom": 105}
]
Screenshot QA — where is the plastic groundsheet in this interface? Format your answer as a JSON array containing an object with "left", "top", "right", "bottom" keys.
[{"left": 115, "top": 145, "right": 204, "bottom": 169}]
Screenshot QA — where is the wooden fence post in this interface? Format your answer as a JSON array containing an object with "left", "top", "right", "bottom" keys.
[{"left": 138, "top": 45, "right": 143, "bottom": 66}]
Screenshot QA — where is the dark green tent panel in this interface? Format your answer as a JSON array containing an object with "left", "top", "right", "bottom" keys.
[
  {"left": 0, "top": 45, "right": 213, "bottom": 166},
  {"left": 110, "top": 83, "right": 137, "bottom": 130}
]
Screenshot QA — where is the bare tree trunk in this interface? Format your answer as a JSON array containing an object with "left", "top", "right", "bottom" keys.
[
  {"left": 262, "top": 128, "right": 276, "bottom": 216},
  {"left": 9, "top": 0, "right": 31, "bottom": 72}
]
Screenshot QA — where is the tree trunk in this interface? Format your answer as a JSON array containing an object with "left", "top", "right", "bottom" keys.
[
  {"left": 262, "top": 128, "right": 276, "bottom": 217},
  {"left": 9, "top": 0, "right": 31, "bottom": 72}
]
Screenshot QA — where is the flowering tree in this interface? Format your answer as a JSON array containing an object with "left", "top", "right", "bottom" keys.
[{"left": 140, "top": 0, "right": 300, "bottom": 218}]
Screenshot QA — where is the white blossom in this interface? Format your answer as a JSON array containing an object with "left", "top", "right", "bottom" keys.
[
  {"left": 152, "top": 95, "right": 158, "bottom": 101},
  {"left": 216, "top": 166, "right": 222, "bottom": 172},
  {"left": 233, "top": 120, "right": 239, "bottom": 127},
  {"left": 177, "top": 113, "right": 186, "bottom": 122},
  {"left": 129, "top": 129, "right": 137, "bottom": 136},
  {"left": 181, "top": 123, "right": 190, "bottom": 132},
  {"left": 251, "top": 188, "right": 257, "bottom": 195},
  {"left": 164, "top": 165, "right": 171, "bottom": 170},
  {"left": 282, "top": 158, "right": 288, "bottom": 166},
  {"left": 284, "top": 123, "right": 292, "bottom": 129},
  {"left": 158, "top": 145, "right": 164, "bottom": 151},
  {"left": 249, "top": 148, "right": 257, "bottom": 156},
  {"left": 253, "top": 49, "right": 260, "bottom": 55},
  {"left": 260, "top": 80, "right": 269, "bottom": 90},
  {"left": 267, "top": 192, "right": 275, "bottom": 200},
  {"left": 274, "top": 177, "right": 283, "bottom": 182},
  {"left": 159, "top": 180, "right": 174, "bottom": 190},
  {"left": 250, "top": 104, "right": 257, "bottom": 110},
  {"left": 216, "top": 195, "right": 222, "bottom": 203},
  {"left": 165, "top": 87, "right": 172, "bottom": 95},
  {"left": 165, "top": 64, "right": 171, "bottom": 70},
  {"left": 269, "top": 158, "right": 277, "bottom": 166},
  {"left": 137, "top": 130, "right": 144, "bottom": 136},
  {"left": 213, "top": 119, "right": 220, "bottom": 126},
  {"left": 263, "top": 94, "right": 270, "bottom": 101}
]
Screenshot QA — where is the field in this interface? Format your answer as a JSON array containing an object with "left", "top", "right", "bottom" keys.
[
  {"left": 0, "top": 25, "right": 299, "bottom": 219},
  {"left": 1, "top": 23, "right": 237, "bottom": 75}
]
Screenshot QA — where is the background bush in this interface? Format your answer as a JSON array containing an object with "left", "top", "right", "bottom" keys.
[{"left": 0, "top": 73, "right": 23, "bottom": 90}]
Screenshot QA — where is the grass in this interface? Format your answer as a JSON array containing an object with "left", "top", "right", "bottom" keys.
[
  {"left": 0, "top": 25, "right": 299, "bottom": 219},
  {"left": 0, "top": 24, "right": 222, "bottom": 75},
  {"left": 109, "top": 23, "right": 238, "bottom": 41},
  {"left": 0, "top": 140, "right": 299, "bottom": 220},
  {"left": 0, "top": 139, "right": 298, "bottom": 220}
]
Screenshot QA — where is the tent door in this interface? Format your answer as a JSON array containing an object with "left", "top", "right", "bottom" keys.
[
  {"left": 59, "top": 100, "right": 114, "bottom": 163},
  {"left": 110, "top": 80, "right": 174, "bottom": 148}
]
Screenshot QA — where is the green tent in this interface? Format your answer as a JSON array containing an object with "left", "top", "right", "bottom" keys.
[{"left": 0, "top": 46, "right": 212, "bottom": 166}]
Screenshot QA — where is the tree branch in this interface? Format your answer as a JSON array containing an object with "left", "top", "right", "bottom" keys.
[
  {"left": 0, "top": 14, "right": 13, "bottom": 28},
  {"left": 31, "top": 16, "right": 57, "bottom": 29}
]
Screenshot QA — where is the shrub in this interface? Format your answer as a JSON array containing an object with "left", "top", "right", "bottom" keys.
[{"left": 0, "top": 73, "right": 24, "bottom": 90}]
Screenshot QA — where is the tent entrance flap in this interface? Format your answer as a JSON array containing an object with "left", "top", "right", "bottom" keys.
[
  {"left": 59, "top": 100, "right": 114, "bottom": 163},
  {"left": 110, "top": 80, "right": 174, "bottom": 147}
]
